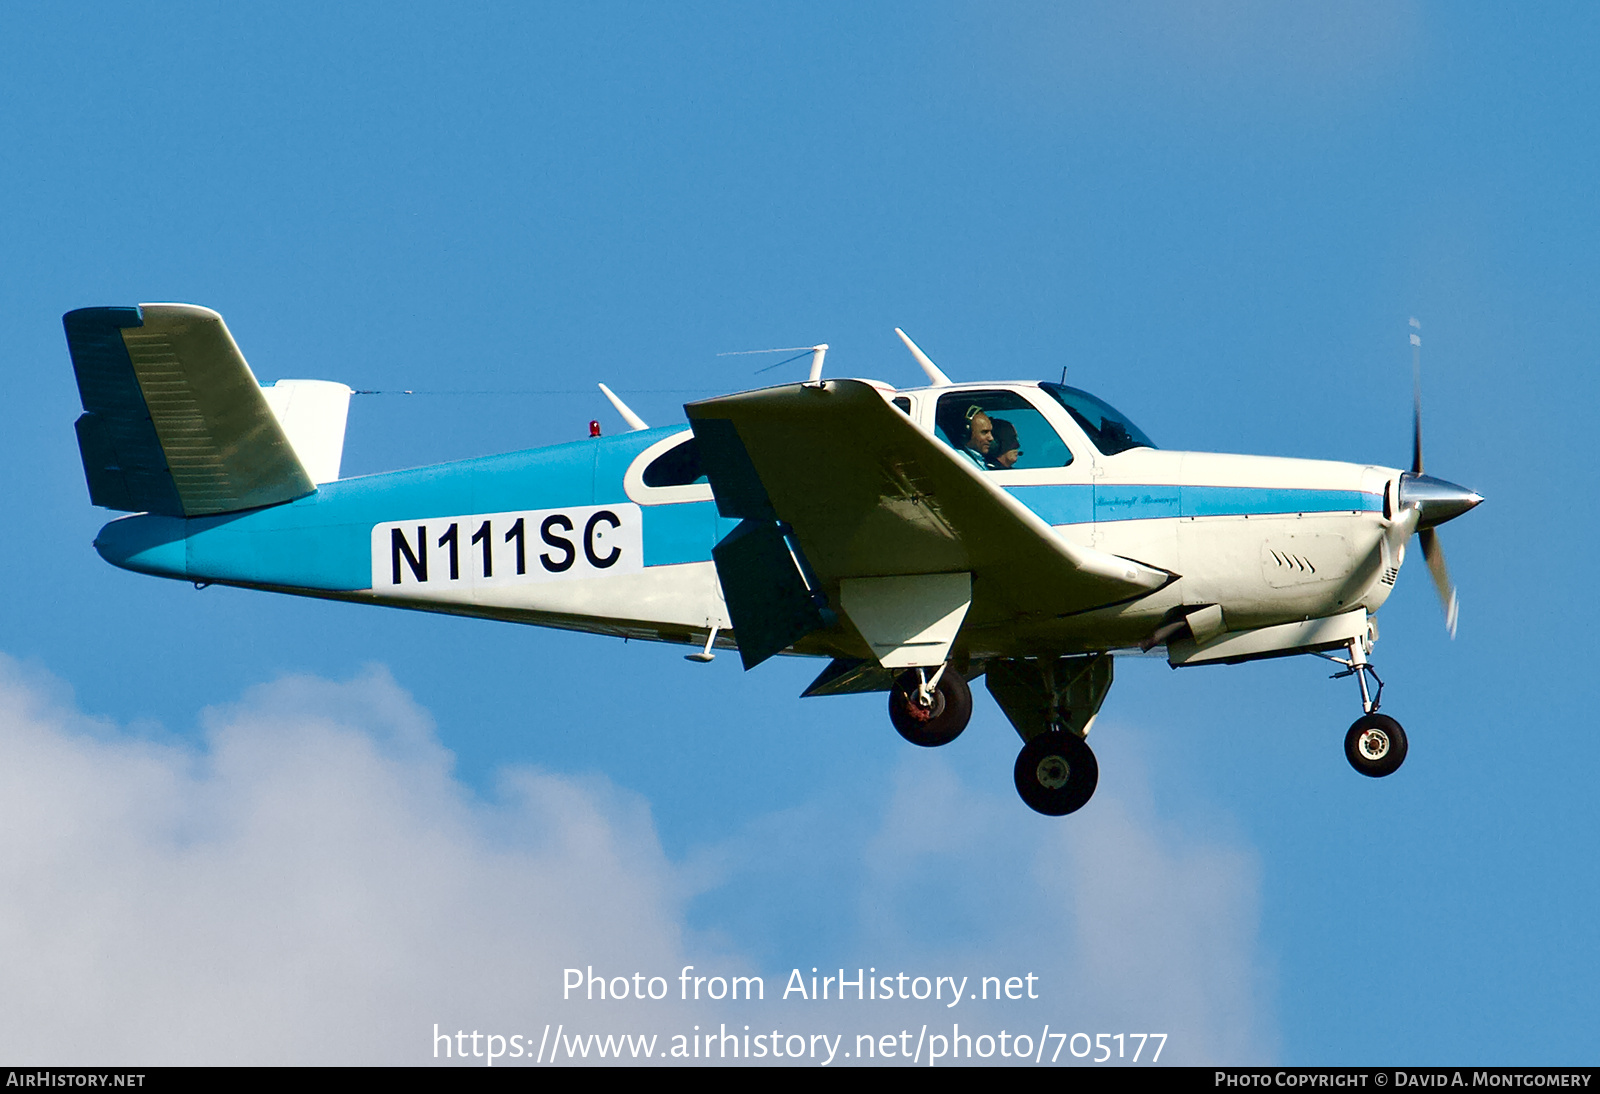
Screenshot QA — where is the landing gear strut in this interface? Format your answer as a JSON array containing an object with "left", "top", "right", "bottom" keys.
[
  {"left": 888, "top": 662, "right": 972, "bottom": 747},
  {"left": 988, "top": 654, "right": 1113, "bottom": 815},
  {"left": 1323, "top": 634, "right": 1408, "bottom": 778}
]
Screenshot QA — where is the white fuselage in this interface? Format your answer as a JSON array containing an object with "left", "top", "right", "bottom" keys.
[
  {"left": 430, "top": 379, "right": 1411, "bottom": 661},
  {"left": 106, "top": 379, "right": 1409, "bottom": 665}
]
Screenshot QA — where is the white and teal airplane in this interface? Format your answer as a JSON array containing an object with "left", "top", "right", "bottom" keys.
[{"left": 64, "top": 304, "right": 1482, "bottom": 816}]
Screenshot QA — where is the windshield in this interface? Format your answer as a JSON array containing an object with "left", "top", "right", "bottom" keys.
[{"left": 1040, "top": 383, "right": 1156, "bottom": 455}]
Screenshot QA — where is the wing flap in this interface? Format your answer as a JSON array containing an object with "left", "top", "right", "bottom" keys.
[{"left": 686, "top": 380, "right": 1169, "bottom": 629}]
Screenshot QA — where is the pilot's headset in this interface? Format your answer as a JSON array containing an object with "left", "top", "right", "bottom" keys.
[
  {"left": 935, "top": 402, "right": 988, "bottom": 447},
  {"left": 962, "top": 404, "right": 988, "bottom": 446}
]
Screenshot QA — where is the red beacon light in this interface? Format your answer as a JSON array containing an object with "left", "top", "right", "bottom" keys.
[{"left": 589, "top": 420, "right": 601, "bottom": 437}]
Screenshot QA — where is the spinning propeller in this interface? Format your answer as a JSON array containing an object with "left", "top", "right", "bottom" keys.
[{"left": 1395, "top": 320, "right": 1482, "bottom": 637}]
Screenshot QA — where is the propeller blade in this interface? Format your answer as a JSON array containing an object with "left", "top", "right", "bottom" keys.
[
  {"left": 1418, "top": 527, "right": 1459, "bottom": 639},
  {"left": 1410, "top": 322, "right": 1424, "bottom": 474},
  {"left": 1412, "top": 389, "right": 1424, "bottom": 474}
]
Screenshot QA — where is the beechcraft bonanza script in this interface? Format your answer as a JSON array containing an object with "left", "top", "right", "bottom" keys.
[{"left": 64, "top": 304, "right": 1482, "bottom": 815}]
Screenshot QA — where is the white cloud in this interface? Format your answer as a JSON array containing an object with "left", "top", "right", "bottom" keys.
[
  {"left": 0, "top": 659, "right": 717, "bottom": 1064},
  {"left": 0, "top": 657, "right": 1273, "bottom": 1065}
]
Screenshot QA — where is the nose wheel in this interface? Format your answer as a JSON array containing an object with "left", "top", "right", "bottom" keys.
[
  {"left": 888, "top": 662, "right": 973, "bottom": 747},
  {"left": 1345, "top": 713, "right": 1408, "bottom": 777}
]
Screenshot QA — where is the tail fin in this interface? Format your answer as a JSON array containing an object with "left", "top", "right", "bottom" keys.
[
  {"left": 259, "top": 379, "right": 353, "bottom": 485},
  {"left": 65, "top": 303, "right": 344, "bottom": 517}
]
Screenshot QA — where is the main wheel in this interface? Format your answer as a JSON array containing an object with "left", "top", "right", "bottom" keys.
[
  {"left": 888, "top": 665, "right": 972, "bottom": 747},
  {"left": 1345, "top": 713, "right": 1408, "bottom": 778},
  {"left": 1014, "top": 732, "right": 1099, "bottom": 816}
]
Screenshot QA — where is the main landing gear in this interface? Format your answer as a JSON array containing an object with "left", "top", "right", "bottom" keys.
[
  {"left": 989, "top": 654, "right": 1112, "bottom": 816},
  {"left": 886, "top": 656, "right": 1108, "bottom": 815},
  {"left": 1324, "top": 635, "right": 1409, "bottom": 778},
  {"left": 1014, "top": 730, "right": 1099, "bottom": 816},
  {"left": 888, "top": 662, "right": 973, "bottom": 747}
]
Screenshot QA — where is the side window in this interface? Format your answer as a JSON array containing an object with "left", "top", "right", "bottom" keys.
[
  {"left": 892, "top": 397, "right": 912, "bottom": 415},
  {"left": 642, "top": 437, "right": 707, "bottom": 487},
  {"left": 935, "top": 391, "right": 1074, "bottom": 471}
]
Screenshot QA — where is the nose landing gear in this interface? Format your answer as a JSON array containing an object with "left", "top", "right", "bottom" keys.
[{"left": 1323, "top": 635, "right": 1408, "bottom": 778}]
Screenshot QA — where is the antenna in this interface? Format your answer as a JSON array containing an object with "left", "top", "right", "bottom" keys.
[
  {"left": 597, "top": 383, "right": 649, "bottom": 431},
  {"left": 894, "top": 328, "right": 953, "bottom": 386},
  {"left": 717, "top": 344, "right": 829, "bottom": 381},
  {"left": 807, "top": 344, "right": 828, "bottom": 385}
]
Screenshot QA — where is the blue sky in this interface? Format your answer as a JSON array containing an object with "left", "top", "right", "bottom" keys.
[{"left": 1, "top": 1, "right": 1595, "bottom": 1065}]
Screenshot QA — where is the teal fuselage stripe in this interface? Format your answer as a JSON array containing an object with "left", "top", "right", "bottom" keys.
[
  {"left": 1009, "top": 485, "right": 1094, "bottom": 525},
  {"left": 97, "top": 427, "right": 685, "bottom": 589},
  {"left": 94, "top": 436, "right": 1382, "bottom": 592},
  {"left": 641, "top": 502, "right": 743, "bottom": 567},
  {"left": 1009, "top": 484, "right": 1380, "bottom": 523},
  {"left": 1175, "top": 485, "right": 1380, "bottom": 518}
]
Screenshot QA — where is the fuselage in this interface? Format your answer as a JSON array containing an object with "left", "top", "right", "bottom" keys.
[{"left": 94, "top": 379, "right": 1410, "bottom": 662}]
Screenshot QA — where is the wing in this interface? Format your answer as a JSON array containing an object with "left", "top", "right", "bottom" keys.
[
  {"left": 66, "top": 303, "right": 315, "bottom": 517},
  {"left": 686, "top": 379, "right": 1171, "bottom": 664}
]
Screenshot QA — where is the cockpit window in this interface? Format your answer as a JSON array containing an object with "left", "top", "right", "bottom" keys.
[
  {"left": 642, "top": 437, "right": 708, "bottom": 487},
  {"left": 934, "top": 390, "right": 1074, "bottom": 471},
  {"left": 1040, "top": 383, "right": 1156, "bottom": 455}
]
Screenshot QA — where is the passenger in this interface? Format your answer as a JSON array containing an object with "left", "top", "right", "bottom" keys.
[{"left": 988, "top": 418, "right": 1022, "bottom": 470}]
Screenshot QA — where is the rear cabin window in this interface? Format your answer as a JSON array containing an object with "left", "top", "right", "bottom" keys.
[
  {"left": 642, "top": 437, "right": 708, "bottom": 487},
  {"left": 934, "top": 390, "right": 1074, "bottom": 471}
]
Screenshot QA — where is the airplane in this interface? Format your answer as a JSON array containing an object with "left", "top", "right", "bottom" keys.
[{"left": 62, "top": 303, "right": 1482, "bottom": 816}]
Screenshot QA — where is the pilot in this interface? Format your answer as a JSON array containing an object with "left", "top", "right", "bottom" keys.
[
  {"left": 988, "top": 418, "right": 1022, "bottom": 470},
  {"left": 936, "top": 402, "right": 995, "bottom": 470},
  {"left": 959, "top": 406, "right": 993, "bottom": 470}
]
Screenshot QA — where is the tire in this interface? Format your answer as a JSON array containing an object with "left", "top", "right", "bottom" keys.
[
  {"left": 1345, "top": 713, "right": 1408, "bottom": 778},
  {"left": 1014, "top": 732, "right": 1099, "bottom": 816},
  {"left": 888, "top": 666, "right": 973, "bottom": 747}
]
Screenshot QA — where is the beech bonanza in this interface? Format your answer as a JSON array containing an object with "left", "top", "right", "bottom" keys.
[{"left": 64, "top": 305, "right": 1481, "bottom": 815}]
